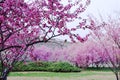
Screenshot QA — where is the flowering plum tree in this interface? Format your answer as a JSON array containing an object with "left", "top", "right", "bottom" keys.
[
  {"left": 90, "top": 18, "right": 120, "bottom": 80},
  {"left": 0, "top": 0, "right": 41, "bottom": 79},
  {"left": 0, "top": 0, "right": 91, "bottom": 80}
]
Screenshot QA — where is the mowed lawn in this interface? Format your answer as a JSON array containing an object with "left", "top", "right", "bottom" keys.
[{"left": 8, "top": 71, "right": 116, "bottom": 80}]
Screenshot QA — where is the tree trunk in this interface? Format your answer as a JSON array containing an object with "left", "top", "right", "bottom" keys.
[
  {"left": 0, "top": 68, "right": 9, "bottom": 80},
  {"left": 115, "top": 73, "right": 119, "bottom": 80}
]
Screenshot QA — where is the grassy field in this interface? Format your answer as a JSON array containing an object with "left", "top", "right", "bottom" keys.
[
  {"left": 8, "top": 71, "right": 116, "bottom": 80},
  {"left": 9, "top": 71, "right": 101, "bottom": 77}
]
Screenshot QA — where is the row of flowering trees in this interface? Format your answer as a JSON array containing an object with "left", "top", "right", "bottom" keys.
[
  {"left": 30, "top": 18, "right": 120, "bottom": 80},
  {"left": 30, "top": 40, "right": 105, "bottom": 68}
]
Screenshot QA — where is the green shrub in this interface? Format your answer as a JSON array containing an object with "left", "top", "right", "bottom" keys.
[
  {"left": 12, "top": 61, "right": 81, "bottom": 72},
  {"left": 47, "top": 62, "right": 81, "bottom": 72}
]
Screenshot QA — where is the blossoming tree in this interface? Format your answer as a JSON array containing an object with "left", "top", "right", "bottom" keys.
[
  {"left": 0, "top": 0, "right": 91, "bottom": 80},
  {"left": 90, "top": 18, "right": 120, "bottom": 80}
]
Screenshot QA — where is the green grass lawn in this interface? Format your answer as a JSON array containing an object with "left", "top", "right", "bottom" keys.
[
  {"left": 8, "top": 71, "right": 115, "bottom": 80},
  {"left": 9, "top": 71, "right": 113, "bottom": 77}
]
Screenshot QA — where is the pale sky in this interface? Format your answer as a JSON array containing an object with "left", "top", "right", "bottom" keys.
[{"left": 86, "top": 0, "right": 120, "bottom": 20}]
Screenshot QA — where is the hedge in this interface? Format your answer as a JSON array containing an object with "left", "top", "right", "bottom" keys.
[{"left": 12, "top": 61, "right": 81, "bottom": 72}]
